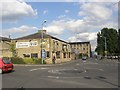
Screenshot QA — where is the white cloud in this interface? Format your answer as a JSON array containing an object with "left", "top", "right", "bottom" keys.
[
  {"left": 45, "top": 20, "right": 65, "bottom": 35},
  {"left": 45, "top": 25, "right": 64, "bottom": 35},
  {"left": 58, "top": 15, "right": 66, "bottom": 19},
  {"left": 2, "top": 25, "right": 38, "bottom": 38},
  {"left": 68, "top": 32, "right": 97, "bottom": 50},
  {"left": 68, "top": 32, "right": 97, "bottom": 42},
  {"left": 79, "top": 0, "right": 119, "bottom": 2},
  {"left": 65, "top": 9, "right": 70, "bottom": 13},
  {"left": 43, "top": 10, "right": 48, "bottom": 14},
  {"left": 1, "top": 0, "right": 37, "bottom": 23},
  {"left": 78, "top": 3, "right": 112, "bottom": 20}
]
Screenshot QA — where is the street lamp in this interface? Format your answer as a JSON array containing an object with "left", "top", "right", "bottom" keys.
[
  {"left": 42, "top": 20, "right": 47, "bottom": 30},
  {"left": 41, "top": 20, "right": 47, "bottom": 64}
]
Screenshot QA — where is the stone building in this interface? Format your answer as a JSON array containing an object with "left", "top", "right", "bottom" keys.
[
  {"left": 69, "top": 42, "right": 91, "bottom": 58},
  {"left": 0, "top": 37, "right": 12, "bottom": 58},
  {"left": 13, "top": 30, "right": 72, "bottom": 64},
  {"left": 0, "top": 30, "right": 91, "bottom": 64}
]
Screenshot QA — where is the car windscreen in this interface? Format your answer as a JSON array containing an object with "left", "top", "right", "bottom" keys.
[{"left": 3, "top": 59, "right": 11, "bottom": 64}]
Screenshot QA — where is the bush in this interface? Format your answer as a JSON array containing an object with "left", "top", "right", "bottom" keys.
[
  {"left": 34, "top": 58, "right": 46, "bottom": 64},
  {"left": 23, "top": 58, "right": 35, "bottom": 64},
  {"left": 23, "top": 58, "right": 46, "bottom": 64},
  {"left": 79, "top": 53, "right": 88, "bottom": 59},
  {"left": 11, "top": 57, "right": 25, "bottom": 64},
  {"left": 7, "top": 57, "right": 46, "bottom": 64},
  {"left": 79, "top": 53, "right": 83, "bottom": 59}
]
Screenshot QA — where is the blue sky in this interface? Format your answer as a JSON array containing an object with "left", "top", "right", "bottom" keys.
[{"left": 1, "top": 0, "right": 119, "bottom": 50}]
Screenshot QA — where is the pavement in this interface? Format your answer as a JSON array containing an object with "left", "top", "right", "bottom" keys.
[{"left": 2, "top": 58, "right": 119, "bottom": 89}]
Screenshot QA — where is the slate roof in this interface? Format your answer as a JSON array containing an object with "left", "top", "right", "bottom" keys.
[
  {"left": 0, "top": 36, "right": 11, "bottom": 42},
  {"left": 69, "top": 42, "right": 90, "bottom": 44},
  {"left": 14, "top": 32, "right": 68, "bottom": 43}
]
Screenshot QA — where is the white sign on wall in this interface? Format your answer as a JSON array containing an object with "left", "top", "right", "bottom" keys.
[
  {"left": 30, "top": 41, "right": 38, "bottom": 46},
  {"left": 16, "top": 42, "right": 30, "bottom": 48},
  {"left": 16, "top": 41, "right": 38, "bottom": 48}
]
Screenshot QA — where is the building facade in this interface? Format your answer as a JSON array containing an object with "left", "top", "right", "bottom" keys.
[
  {"left": 0, "top": 37, "right": 12, "bottom": 58},
  {"left": 1, "top": 30, "right": 91, "bottom": 64},
  {"left": 13, "top": 30, "right": 72, "bottom": 64},
  {"left": 69, "top": 42, "right": 91, "bottom": 58}
]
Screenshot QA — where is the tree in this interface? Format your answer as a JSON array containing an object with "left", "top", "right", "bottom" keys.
[
  {"left": 9, "top": 42, "right": 17, "bottom": 57},
  {"left": 96, "top": 28, "right": 118, "bottom": 56},
  {"left": 118, "top": 29, "right": 120, "bottom": 55}
]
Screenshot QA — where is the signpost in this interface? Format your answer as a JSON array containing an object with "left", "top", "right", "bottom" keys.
[
  {"left": 41, "top": 49, "right": 47, "bottom": 64},
  {"left": 41, "top": 49, "right": 47, "bottom": 59}
]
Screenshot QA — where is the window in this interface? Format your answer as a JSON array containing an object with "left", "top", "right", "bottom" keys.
[
  {"left": 69, "top": 52, "right": 71, "bottom": 58},
  {"left": 23, "top": 54, "right": 30, "bottom": 58},
  {"left": 31, "top": 53, "right": 38, "bottom": 58},
  {"left": 47, "top": 51, "right": 50, "bottom": 58},
  {"left": 63, "top": 53, "right": 66, "bottom": 58},
  {"left": 83, "top": 48, "right": 85, "bottom": 50},
  {"left": 56, "top": 51, "right": 60, "bottom": 59}
]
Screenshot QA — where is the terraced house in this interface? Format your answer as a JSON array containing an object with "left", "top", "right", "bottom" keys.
[{"left": 1, "top": 30, "right": 91, "bottom": 64}]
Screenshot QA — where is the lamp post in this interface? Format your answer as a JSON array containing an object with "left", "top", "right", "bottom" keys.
[{"left": 41, "top": 20, "right": 47, "bottom": 64}]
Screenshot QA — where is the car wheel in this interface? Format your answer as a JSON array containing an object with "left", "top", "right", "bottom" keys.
[{"left": 0, "top": 69, "right": 2, "bottom": 74}]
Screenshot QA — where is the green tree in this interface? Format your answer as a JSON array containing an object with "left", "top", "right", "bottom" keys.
[
  {"left": 9, "top": 42, "right": 17, "bottom": 57},
  {"left": 96, "top": 28, "right": 118, "bottom": 56},
  {"left": 118, "top": 29, "right": 120, "bottom": 55}
]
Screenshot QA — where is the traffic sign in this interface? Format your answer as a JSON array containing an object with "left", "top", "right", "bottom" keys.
[{"left": 41, "top": 49, "right": 47, "bottom": 59}]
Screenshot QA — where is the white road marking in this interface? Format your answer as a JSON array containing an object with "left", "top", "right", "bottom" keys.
[
  {"left": 76, "top": 63, "right": 79, "bottom": 65},
  {"left": 48, "top": 70, "right": 59, "bottom": 74},
  {"left": 30, "top": 68, "right": 38, "bottom": 71},
  {"left": 29, "top": 68, "right": 49, "bottom": 72},
  {"left": 48, "top": 76, "right": 59, "bottom": 79},
  {"left": 47, "top": 76, "right": 83, "bottom": 79},
  {"left": 85, "top": 68, "right": 104, "bottom": 71},
  {"left": 74, "top": 69, "right": 78, "bottom": 70},
  {"left": 99, "top": 69, "right": 104, "bottom": 71}
]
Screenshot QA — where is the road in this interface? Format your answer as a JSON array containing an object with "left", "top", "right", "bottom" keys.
[{"left": 2, "top": 58, "right": 119, "bottom": 89}]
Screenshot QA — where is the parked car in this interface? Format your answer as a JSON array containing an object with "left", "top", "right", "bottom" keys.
[
  {"left": 82, "top": 56, "right": 87, "bottom": 60},
  {"left": 0, "top": 58, "right": 14, "bottom": 74}
]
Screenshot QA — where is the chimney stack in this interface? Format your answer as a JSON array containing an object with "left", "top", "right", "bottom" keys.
[{"left": 38, "top": 30, "right": 47, "bottom": 33}]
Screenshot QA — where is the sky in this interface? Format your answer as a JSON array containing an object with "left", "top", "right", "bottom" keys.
[{"left": 0, "top": 0, "right": 119, "bottom": 51}]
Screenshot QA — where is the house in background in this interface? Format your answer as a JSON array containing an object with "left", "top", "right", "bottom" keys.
[
  {"left": 69, "top": 42, "right": 91, "bottom": 59},
  {"left": 0, "top": 37, "right": 12, "bottom": 58}
]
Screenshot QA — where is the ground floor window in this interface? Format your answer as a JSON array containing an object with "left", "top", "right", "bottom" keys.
[
  {"left": 63, "top": 53, "right": 66, "bottom": 58},
  {"left": 47, "top": 51, "right": 50, "bottom": 58},
  {"left": 31, "top": 53, "right": 38, "bottom": 58},
  {"left": 69, "top": 52, "right": 71, "bottom": 58},
  {"left": 23, "top": 53, "right": 30, "bottom": 58},
  {"left": 56, "top": 51, "right": 60, "bottom": 59}
]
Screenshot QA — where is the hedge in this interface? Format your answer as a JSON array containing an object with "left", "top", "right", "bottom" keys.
[{"left": 10, "top": 57, "right": 46, "bottom": 64}]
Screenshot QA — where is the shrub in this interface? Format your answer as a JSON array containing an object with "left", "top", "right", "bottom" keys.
[
  {"left": 23, "top": 58, "right": 35, "bottom": 64},
  {"left": 79, "top": 53, "right": 83, "bottom": 59},
  {"left": 6, "top": 57, "right": 47, "bottom": 64},
  {"left": 11, "top": 57, "right": 25, "bottom": 64},
  {"left": 34, "top": 58, "right": 46, "bottom": 64}
]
